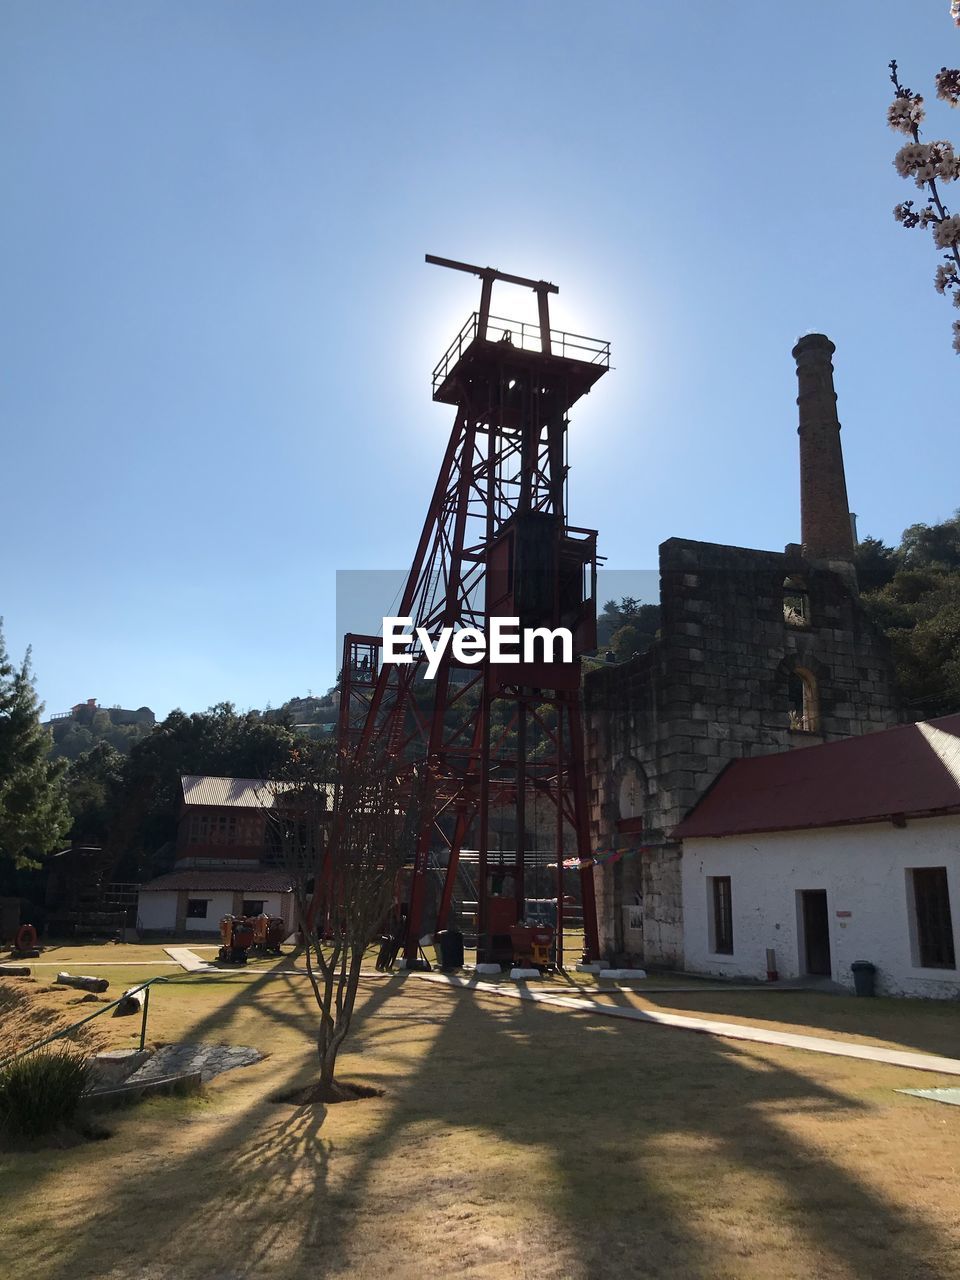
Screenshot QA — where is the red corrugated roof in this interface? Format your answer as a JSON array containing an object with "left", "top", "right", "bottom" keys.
[
  {"left": 140, "top": 869, "right": 294, "bottom": 892},
  {"left": 674, "top": 713, "right": 960, "bottom": 840}
]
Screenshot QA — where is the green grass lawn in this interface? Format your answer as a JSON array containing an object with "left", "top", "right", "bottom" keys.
[{"left": 3, "top": 952, "right": 960, "bottom": 1279}]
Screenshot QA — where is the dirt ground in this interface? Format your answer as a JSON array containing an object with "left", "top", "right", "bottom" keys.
[{"left": 3, "top": 952, "right": 960, "bottom": 1280}]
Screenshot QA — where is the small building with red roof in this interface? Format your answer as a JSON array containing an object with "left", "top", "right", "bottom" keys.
[{"left": 675, "top": 713, "right": 960, "bottom": 997}]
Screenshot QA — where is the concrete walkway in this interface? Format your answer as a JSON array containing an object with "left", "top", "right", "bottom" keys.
[
  {"left": 417, "top": 972, "right": 960, "bottom": 1078},
  {"left": 163, "top": 946, "right": 217, "bottom": 972},
  {"left": 27, "top": 959, "right": 181, "bottom": 967}
]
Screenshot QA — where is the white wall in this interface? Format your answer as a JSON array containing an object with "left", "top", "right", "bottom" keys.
[
  {"left": 185, "top": 891, "right": 234, "bottom": 932},
  {"left": 137, "top": 889, "right": 294, "bottom": 934},
  {"left": 137, "top": 891, "right": 177, "bottom": 931},
  {"left": 243, "top": 893, "right": 292, "bottom": 930},
  {"left": 681, "top": 815, "right": 960, "bottom": 998}
]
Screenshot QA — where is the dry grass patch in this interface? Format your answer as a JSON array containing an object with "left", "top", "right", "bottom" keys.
[
  {"left": 1, "top": 969, "right": 960, "bottom": 1279},
  {"left": 0, "top": 978, "right": 111, "bottom": 1059},
  {"left": 27, "top": 939, "right": 184, "bottom": 965}
]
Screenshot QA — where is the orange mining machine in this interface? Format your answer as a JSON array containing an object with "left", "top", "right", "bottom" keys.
[
  {"left": 218, "top": 914, "right": 287, "bottom": 965},
  {"left": 509, "top": 922, "right": 556, "bottom": 972}
]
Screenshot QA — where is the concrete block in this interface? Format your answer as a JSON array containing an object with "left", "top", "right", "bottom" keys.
[
  {"left": 576, "top": 962, "right": 606, "bottom": 974},
  {"left": 599, "top": 969, "right": 648, "bottom": 980},
  {"left": 91, "top": 1048, "right": 153, "bottom": 1088},
  {"left": 475, "top": 963, "right": 501, "bottom": 975},
  {"left": 510, "top": 968, "right": 541, "bottom": 980}
]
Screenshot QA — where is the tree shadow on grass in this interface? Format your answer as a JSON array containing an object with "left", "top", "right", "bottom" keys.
[
  {"left": 157, "top": 951, "right": 387, "bottom": 1044},
  {"left": 311, "top": 983, "right": 952, "bottom": 1279},
  {"left": 11, "top": 976, "right": 956, "bottom": 1280}
]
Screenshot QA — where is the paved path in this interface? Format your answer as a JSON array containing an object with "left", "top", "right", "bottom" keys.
[
  {"left": 417, "top": 972, "right": 960, "bottom": 1077},
  {"left": 26, "top": 960, "right": 181, "bottom": 967},
  {"left": 163, "top": 948, "right": 785, "bottom": 994},
  {"left": 127, "top": 1042, "right": 262, "bottom": 1084},
  {"left": 165, "top": 946, "right": 390, "bottom": 978},
  {"left": 164, "top": 946, "right": 217, "bottom": 972}
]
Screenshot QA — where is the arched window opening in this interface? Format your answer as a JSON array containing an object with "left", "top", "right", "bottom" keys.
[
  {"left": 788, "top": 669, "right": 819, "bottom": 733},
  {"left": 783, "top": 576, "right": 811, "bottom": 627}
]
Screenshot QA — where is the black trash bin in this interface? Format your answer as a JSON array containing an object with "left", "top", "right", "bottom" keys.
[
  {"left": 435, "top": 929, "right": 464, "bottom": 972},
  {"left": 851, "top": 960, "right": 877, "bottom": 997}
]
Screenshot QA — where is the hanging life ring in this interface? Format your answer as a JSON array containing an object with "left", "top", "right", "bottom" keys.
[{"left": 14, "top": 923, "right": 38, "bottom": 952}]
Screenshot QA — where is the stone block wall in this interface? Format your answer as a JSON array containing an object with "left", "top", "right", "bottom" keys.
[{"left": 584, "top": 536, "right": 902, "bottom": 967}]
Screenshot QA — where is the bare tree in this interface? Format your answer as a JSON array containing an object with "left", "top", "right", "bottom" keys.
[{"left": 265, "top": 745, "right": 418, "bottom": 1100}]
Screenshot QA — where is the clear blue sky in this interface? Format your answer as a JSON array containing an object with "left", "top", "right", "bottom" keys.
[{"left": 2, "top": 1, "right": 957, "bottom": 719}]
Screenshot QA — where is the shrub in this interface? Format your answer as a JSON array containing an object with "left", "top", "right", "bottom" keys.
[{"left": 0, "top": 1046, "right": 91, "bottom": 1139}]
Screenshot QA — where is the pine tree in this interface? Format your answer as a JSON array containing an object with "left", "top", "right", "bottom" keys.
[{"left": 0, "top": 621, "right": 70, "bottom": 868}]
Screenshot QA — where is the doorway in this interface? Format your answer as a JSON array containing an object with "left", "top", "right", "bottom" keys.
[{"left": 800, "top": 889, "right": 832, "bottom": 976}]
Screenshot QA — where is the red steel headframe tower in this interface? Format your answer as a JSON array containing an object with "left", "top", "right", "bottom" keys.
[{"left": 337, "top": 256, "right": 609, "bottom": 963}]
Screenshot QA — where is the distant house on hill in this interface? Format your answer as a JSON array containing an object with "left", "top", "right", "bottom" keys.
[
  {"left": 136, "top": 774, "right": 329, "bottom": 936},
  {"left": 45, "top": 698, "right": 156, "bottom": 728},
  {"left": 45, "top": 698, "right": 157, "bottom": 761},
  {"left": 675, "top": 713, "right": 960, "bottom": 998}
]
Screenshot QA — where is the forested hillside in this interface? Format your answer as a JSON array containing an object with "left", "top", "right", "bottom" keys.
[{"left": 857, "top": 511, "right": 960, "bottom": 720}]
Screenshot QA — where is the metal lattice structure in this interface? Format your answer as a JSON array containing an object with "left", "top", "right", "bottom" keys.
[{"left": 335, "top": 256, "right": 609, "bottom": 964}]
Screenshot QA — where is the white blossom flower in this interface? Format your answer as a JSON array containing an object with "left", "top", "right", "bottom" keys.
[
  {"left": 937, "top": 68, "right": 960, "bottom": 107},
  {"left": 894, "top": 142, "right": 932, "bottom": 179},
  {"left": 935, "top": 263, "right": 959, "bottom": 292},
  {"left": 917, "top": 159, "right": 938, "bottom": 183},
  {"left": 888, "top": 93, "right": 925, "bottom": 133},
  {"left": 896, "top": 142, "right": 960, "bottom": 187},
  {"left": 934, "top": 214, "right": 960, "bottom": 248},
  {"left": 933, "top": 142, "right": 960, "bottom": 182},
  {"left": 953, "top": 321, "right": 960, "bottom": 355},
  {"left": 953, "top": 0, "right": 960, "bottom": 29}
]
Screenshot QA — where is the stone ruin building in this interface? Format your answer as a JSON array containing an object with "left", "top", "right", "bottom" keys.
[{"left": 584, "top": 334, "right": 903, "bottom": 967}]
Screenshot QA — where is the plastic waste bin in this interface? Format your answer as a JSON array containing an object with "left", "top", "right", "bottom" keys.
[
  {"left": 434, "top": 929, "right": 465, "bottom": 971},
  {"left": 851, "top": 960, "right": 877, "bottom": 997}
]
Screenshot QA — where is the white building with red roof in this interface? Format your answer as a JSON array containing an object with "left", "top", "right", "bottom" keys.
[{"left": 675, "top": 714, "right": 960, "bottom": 998}]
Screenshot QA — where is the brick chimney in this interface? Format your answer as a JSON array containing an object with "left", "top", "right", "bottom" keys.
[{"left": 792, "top": 333, "right": 855, "bottom": 562}]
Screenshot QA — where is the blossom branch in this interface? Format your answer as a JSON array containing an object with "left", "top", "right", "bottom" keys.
[{"left": 889, "top": 53, "right": 960, "bottom": 353}]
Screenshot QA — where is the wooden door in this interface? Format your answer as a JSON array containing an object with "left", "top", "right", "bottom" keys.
[{"left": 801, "top": 889, "right": 831, "bottom": 976}]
